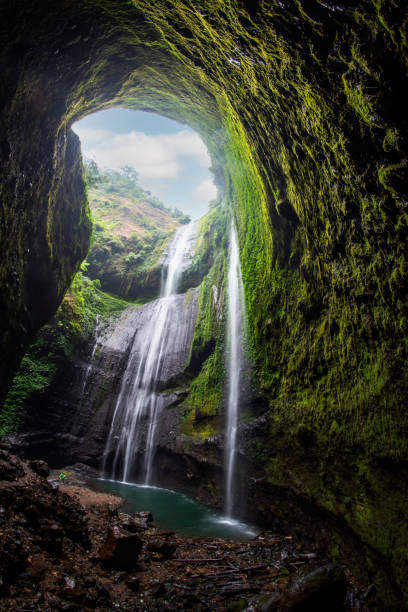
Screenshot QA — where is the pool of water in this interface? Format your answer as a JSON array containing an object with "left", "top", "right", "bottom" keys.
[{"left": 95, "top": 479, "right": 258, "bottom": 540}]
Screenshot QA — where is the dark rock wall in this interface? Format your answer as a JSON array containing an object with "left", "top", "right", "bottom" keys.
[
  {"left": 12, "top": 329, "right": 125, "bottom": 468},
  {"left": 15, "top": 289, "right": 200, "bottom": 472},
  {"left": 1, "top": 0, "right": 408, "bottom": 605},
  {"left": 0, "top": 121, "right": 90, "bottom": 403}
]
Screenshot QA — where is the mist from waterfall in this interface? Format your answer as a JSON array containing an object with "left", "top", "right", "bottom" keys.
[
  {"left": 103, "top": 222, "right": 195, "bottom": 484},
  {"left": 225, "top": 220, "right": 247, "bottom": 518}
]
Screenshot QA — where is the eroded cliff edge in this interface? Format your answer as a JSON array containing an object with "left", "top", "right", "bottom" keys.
[{"left": 1, "top": 1, "right": 408, "bottom": 605}]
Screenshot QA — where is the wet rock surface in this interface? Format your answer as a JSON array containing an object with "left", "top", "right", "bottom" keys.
[
  {"left": 279, "top": 562, "right": 347, "bottom": 611},
  {"left": 0, "top": 449, "right": 377, "bottom": 611},
  {"left": 99, "top": 526, "right": 143, "bottom": 570},
  {"left": 12, "top": 288, "right": 200, "bottom": 476},
  {"left": 29, "top": 459, "right": 50, "bottom": 478}
]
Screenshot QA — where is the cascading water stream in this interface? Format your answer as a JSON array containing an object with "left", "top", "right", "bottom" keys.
[
  {"left": 225, "top": 220, "right": 247, "bottom": 518},
  {"left": 80, "top": 314, "right": 102, "bottom": 399},
  {"left": 103, "top": 222, "right": 195, "bottom": 484}
]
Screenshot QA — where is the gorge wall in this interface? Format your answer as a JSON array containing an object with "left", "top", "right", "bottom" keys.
[{"left": 1, "top": 0, "right": 408, "bottom": 606}]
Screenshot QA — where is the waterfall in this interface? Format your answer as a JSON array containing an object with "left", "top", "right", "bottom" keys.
[
  {"left": 80, "top": 314, "right": 102, "bottom": 399},
  {"left": 103, "top": 222, "right": 195, "bottom": 484},
  {"left": 225, "top": 220, "right": 246, "bottom": 518}
]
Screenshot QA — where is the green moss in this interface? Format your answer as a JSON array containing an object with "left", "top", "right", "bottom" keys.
[
  {"left": 342, "top": 77, "right": 375, "bottom": 126},
  {"left": 0, "top": 355, "right": 57, "bottom": 435},
  {"left": 183, "top": 351, "right": 224, "bottom": 438},
  {"left": 181, "top": 204, "right": 229, "bottom": 437},
  {"left": 382, "top": 128, "right": 400, "bottom": 152}
]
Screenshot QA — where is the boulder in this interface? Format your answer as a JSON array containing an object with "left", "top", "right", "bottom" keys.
[
  {"left": 0, "top": 449, "right": 25, "bottom": 481},
  {"left": 280, "top": 563, "right": 347, "bottom": 611},
  {"left": 99, "top": 526, "right": 143, "bottom": 570},
  {"left": 118, "top": 511, "right": 153, "bottom": 533},
  {"left": 29, "top": 459, "right": 50, "bottom": 478},
  {"left": 146, "top": 538, "right": 176, "bottom": 559}
]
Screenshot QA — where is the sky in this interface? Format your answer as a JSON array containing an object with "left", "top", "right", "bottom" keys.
[{"left": 73, "top": 108, "right": 217, "bottom": 219}]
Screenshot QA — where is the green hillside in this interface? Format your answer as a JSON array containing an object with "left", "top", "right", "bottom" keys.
[{"left": 85, "top": 163, "right": 190, "bottom": 299}]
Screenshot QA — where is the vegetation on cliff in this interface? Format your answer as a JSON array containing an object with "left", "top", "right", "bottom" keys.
[
  {"left": 1, "top": 164, "right": 221, "bottom": 440},
  {"left": 85, "top": 162, "right": 189, "bottom": 299},
  {"left": 181, "top": 203, "right": 230, "bottom": 438}
]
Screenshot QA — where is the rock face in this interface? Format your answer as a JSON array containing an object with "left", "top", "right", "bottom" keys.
[
  {"left": 14, "top": 288, "right": 200, "bottom": 472},
  {"left": 0, "top": 120, "right": 91, "bottom": 404},
  {"left": 1, "top": 1, "right": 408, "bottom": 607}
]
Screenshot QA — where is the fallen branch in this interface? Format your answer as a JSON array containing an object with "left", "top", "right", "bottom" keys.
[
  {"left": 252, "top": 539, "right": 285, "bottom": 547},
  {"left": 220, "top": 584, "right": 259, "bottom": 596},
  {"left": 171, "top": 558, "right": 226, "bottom": 563},
  {"left": 188, "top": 563, "right": 269, "bottom": 580},
  {"left": 173, "top": 583, "right": 195, "bottom": 592}
]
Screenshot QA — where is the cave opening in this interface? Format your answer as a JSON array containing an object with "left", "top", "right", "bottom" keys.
[
  {"left": 73, "top": 107, "right": 218, "bottom": 221},
  {"left": 70, "top": 107, "right": 219, "bottom": 300}
]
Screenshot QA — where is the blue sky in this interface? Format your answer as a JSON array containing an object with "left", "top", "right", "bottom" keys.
[{"left": 73, "top": 109, "right": 217, "bottom": 219}]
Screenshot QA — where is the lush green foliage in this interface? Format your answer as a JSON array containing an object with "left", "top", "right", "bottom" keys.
[
  {"left": 84, "top": 159, "right": 104, "bottom": 187},
  {"left": 84, "top": 163, "right": 184, "bottom": 298},
  {"left": 0, "top": 355, "right": 57, "bottom": 435}
]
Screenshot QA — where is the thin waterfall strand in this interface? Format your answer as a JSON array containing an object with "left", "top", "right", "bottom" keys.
[
  {"left": 225, "top": 221, "right": 246, "bottom": 518},
  {"left": 80, "top": 314, "right": 101, "bottom": 399}
]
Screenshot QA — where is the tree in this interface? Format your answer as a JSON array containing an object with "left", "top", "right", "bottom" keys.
[
  {"left": 121, "top": 166, "right": 139, "bottom": 183},
  {"left": 172, "top": 207, "right": 190, "bottom": 223},
  {"left": 124, "top": 251, "right": 141, "bottom": 269},
  {"left": 84, "top": 159, "right": 104, "bottom": 187}
]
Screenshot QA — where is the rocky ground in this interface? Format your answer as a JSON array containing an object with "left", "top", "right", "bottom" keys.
[{"left": 0, "top": 441, "right": 377, "bottom": 611}]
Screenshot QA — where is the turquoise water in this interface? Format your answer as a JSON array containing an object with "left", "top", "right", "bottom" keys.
[{"left": 95, "top": 479, "right": 257, "bottom": 540}]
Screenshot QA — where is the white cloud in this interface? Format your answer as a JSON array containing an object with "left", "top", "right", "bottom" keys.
[
  {"left": 193, "top": 178, "right": 217, "bottom": 203},
  {"left": 73, "top": 122, "right": 217, "bottom": 217},
  {"left": 74, "top": 128, "right": 113, "bottom": 142},
  {"left": 73, "top": 126, "right": 210, "bottom": 181}
]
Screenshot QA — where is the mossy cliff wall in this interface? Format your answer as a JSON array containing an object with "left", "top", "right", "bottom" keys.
[{"left": 1, "top": 0, "right": 408, "bottom": 604}]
